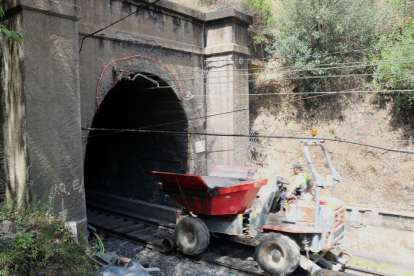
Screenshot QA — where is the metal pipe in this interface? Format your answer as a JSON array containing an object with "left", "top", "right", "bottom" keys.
[
  {"left": 318, "top": 143, "right": 342, "bottom": 197},
  {"left": 315, "top": 187, "right": 320, "bottom": 228},
  {"left": 131, "top": 73, "right": 160, "bottom": 87},
  {"left": 176, "top": 179, "right": 191, "bottom": 212},
  {"left": 303, "top": 142, "right": 322, "bottom": 228}
]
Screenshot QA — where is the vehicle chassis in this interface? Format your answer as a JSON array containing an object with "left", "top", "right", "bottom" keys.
[{"left": 154, "top": 140, "right": 349, "bottom": 275}]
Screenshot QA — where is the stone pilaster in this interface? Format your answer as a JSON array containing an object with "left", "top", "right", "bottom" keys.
[
  {"left": 0, "top": 0, "right": 87, "bottom": 233},
  {"left": 204, "top": 9, "right": 252, "bottom": 172}
]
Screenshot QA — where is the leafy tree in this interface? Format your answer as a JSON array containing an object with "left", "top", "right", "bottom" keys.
[
  {"left": 0, "top": 9, "right": 23, "bottom": 45},
  {"left": 372, "top": 9, "right": 414, "bottom": 114},
  {"left": 387, "top": 0, "right": 414, "bottom": 17},
  {"left": 241, "top": 0, "right": 275, "bottom": 43},
  {"left": 267, "top": 0, "right": 389, "bottom": 94}
]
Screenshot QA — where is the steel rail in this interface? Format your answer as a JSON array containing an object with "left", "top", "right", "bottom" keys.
[
  {"left": 87, "top": 209, "right": 396, "bottom": 276},
  {"left": 89, "top": 222, "right": 166, "bottom": 252},
  {"left": 344, "top": 266, "right": 400, "bottom": 276},
  {"left": 88, "top": 222, "right": 269, "bottom": 276}
]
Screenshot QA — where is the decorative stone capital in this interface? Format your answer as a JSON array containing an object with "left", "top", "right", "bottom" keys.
[
  {"left": 205, "top": 8, "right": 253, "bottom": 25},
  {"left": 204, "top": 8, "right": 252, "bottom": 56}
]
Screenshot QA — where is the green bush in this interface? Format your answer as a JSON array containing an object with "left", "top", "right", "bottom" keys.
[
  {"left": 0, "top": 198, "right": 98, "bottom": 275},
  {"left": 241, "top": 0, "right": 275, "bottom": 43},
  {"left": 267, "top": 0, "right": 390, "bottom": 94},
  {"left": 372, "top": 7, "right": 414, "bottom": 114}
]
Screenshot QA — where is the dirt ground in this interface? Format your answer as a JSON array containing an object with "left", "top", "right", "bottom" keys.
[{"left": 249, "top": 81, "right": 414, "bottom": 213}]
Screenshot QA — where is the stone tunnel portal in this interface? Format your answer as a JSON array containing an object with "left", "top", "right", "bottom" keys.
[{"left": 84, "top": 73, "right": 188, "bottom": 214}]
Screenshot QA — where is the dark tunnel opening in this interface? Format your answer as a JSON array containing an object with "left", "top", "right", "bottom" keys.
[{"left": 84, "top": 73, "right": 188, "bottom": 208}]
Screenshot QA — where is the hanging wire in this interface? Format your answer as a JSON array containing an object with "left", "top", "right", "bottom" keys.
[
  {"left": 136, "top": 60, "right": 414, "bottom": 82},
  {"left": 111, "top": 58, "right": 414, "bottom": 79},
  {"left": 191, "top": 90, "right": 414, "bottom": 97},
  {"left": 205, "top": 41, "right": 414, "bottom": 63},
  {"left": 91, "top": 231, "right": 105, "bottom": 253},
  {"left": 79, "top": 0, "right": 164, "bottom": 53},
  {"left": 142, "top": 71, "right": 414, "bottom": 88},
  {"left": 84, "top": 75, "right": 414, "bottom": 140},
  {"left": 84, "top": 108, "right": 250, "bottom": 138},
  {"left": 84, "top": 127, "right": 414, "bottom": 154}
]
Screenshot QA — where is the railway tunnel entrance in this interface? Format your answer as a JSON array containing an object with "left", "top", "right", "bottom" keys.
[{"left": 84, "top": 73, "right": 188, "bottom": 222}]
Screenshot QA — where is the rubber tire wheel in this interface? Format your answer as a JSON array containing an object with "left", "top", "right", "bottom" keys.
[
  {"left": 254, "top": 233, "right": 300, "bottom": 276},
  {"left": 162, "top": 237, "right": 177, "bottom": 253},
  {"left": 175, "top": 216, "right": 210, "bottom": 255}
]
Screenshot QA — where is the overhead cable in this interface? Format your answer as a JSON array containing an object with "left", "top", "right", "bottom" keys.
[
  {"left": 242, "top": 58, "right": 414, "bottom": 70},
  {"left": 217, "top": 58, "right": 414, "bottom": 73},
  {"left": 206, "top": 41, "right": 414, "bottom": 63},
  {"left": 191, "top": 90, "right": 414, "bottom": 97},
  {"left": 84, "top": 108, "right": 250, "bottom": 138},
  {"left": 79, "top": 0, "right": 163, "bottom": 53},
  {"left": 143, "top": 71, "right": 414, "bottom": 88},
  {"left": 83, "top": 128, "right": 414, "bottom": 155},
  {"left": 114, "top": 58, "right": 414, "bottom": 78},
  {"left": 86, "top": 76, "right": 414, "bottom": 140},
  {"left": 235, "top": 60, "right": 414, "bottom": 74},
  {"left": 141, "top": 62, "right": 414, "bottom": 83}
]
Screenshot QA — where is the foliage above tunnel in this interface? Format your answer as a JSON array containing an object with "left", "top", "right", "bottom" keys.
[
  {"left": 240, "top": 0, "right": 275, "bottom": 43},
  {"left": 267, "top": 0, "right": 391, "bottom": 93},
  {"left": 172, "top": 0, "right": 276, "bottom": 47}
]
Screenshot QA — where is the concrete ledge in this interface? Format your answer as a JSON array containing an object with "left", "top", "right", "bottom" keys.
[
  {"left": 131, "top": 0, "right": 205, "bottom": 22},
  {"left": 206, "top": 9, "right": 253, "bottom": 25},
  {"left": 3, "top": 0, "right": 82, "bottom": 21},
  {"left": 78, "top": 24, "right": 205, "bottom": 55},
  {"left": 346, "top": 206, "right": 414, "bottom": 232},
  {"left": 85, "top": 189, "right": 181, "bottom": 225},
  {"left": 205, "top": 43, "right": 250, "bottom": 56},
  {"left": 126, "top": 0, "right": 253, "bottom": 25}
]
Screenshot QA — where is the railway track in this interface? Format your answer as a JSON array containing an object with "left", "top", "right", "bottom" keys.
[
  {"left": 343, "top": 266, "right": 399, "bottom": 276},
  {"left": 87, "top": 207, "right": 395, "bottom": 276},
  {"left": 87, "top": 207, "right": 269, "bottom": 276}
]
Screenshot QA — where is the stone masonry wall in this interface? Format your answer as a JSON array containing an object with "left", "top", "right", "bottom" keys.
[
  {"left": 0, "top": 0, "right": 252, "bottom": 229},
  {"left": 79, "top": 0, "right": 253, "bottom": 217},
  {"left": 0, "top": 0, "right": 87, "bottom": 233}
]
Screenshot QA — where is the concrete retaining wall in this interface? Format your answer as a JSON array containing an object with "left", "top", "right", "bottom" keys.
[{"left": 344, "top": 207, "right": 414, "bottom": 270}]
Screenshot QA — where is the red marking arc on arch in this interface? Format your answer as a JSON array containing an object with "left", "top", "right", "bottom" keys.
[{"left": 95, "top": 55, "right": 188, "bottom": 109}]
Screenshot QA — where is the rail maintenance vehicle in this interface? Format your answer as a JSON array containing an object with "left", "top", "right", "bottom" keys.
[{"left": 153, "top": 139, "right": 350, "bottom": 275}]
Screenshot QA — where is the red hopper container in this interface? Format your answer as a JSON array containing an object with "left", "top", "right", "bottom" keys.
[{"left": 152, "top": 166, "right": 267, "bottom": 215}]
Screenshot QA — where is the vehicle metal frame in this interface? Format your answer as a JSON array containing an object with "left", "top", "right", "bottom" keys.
[{"left": 155, "top": 141, "right": 348, "bottom": 273}]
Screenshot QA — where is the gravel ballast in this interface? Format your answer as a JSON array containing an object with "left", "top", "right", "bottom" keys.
[
  {"left": 102, "top": 231, "right": 309, "bottom": 276},
  {"left": 104, "top": 237, "right": 255, "bottom": 276}
]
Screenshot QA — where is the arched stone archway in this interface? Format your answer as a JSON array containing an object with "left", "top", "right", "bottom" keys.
[
  {"left": 0, "top": 0, "right": 251, "bottom": 232},
  {"left": 84, "top": 73, "right": 188, "bottom": 209}
]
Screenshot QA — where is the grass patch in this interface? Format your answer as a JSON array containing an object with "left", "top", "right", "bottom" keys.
[
  {"left": 0, "top": 197, "right": 99, "bottom": 276},
  {"left": 354, "top": 256, "right": 414, "bottom": 276}
]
